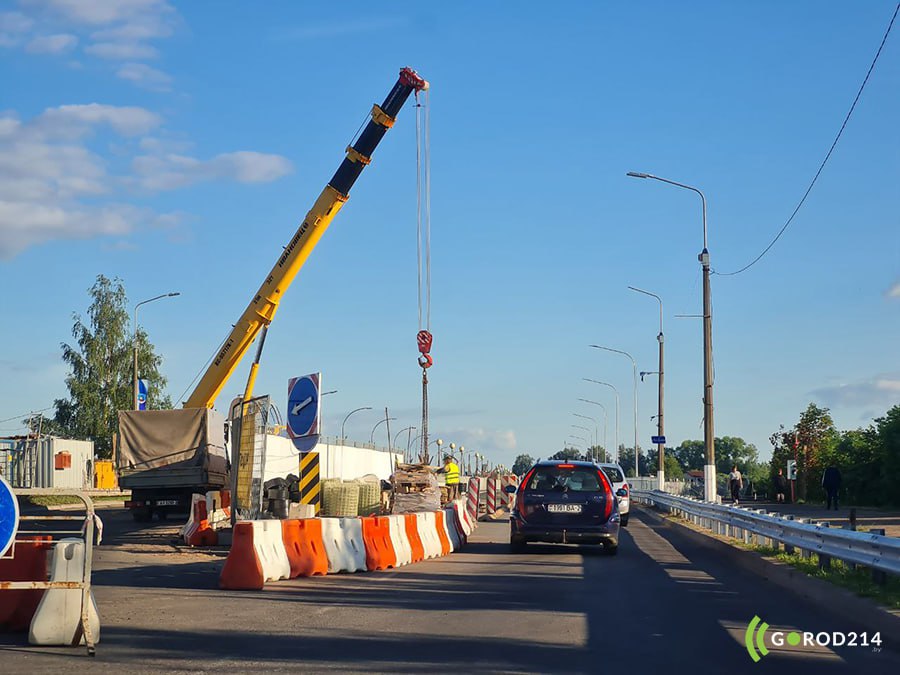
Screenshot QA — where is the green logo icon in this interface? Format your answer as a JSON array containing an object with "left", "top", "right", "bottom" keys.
[{"left": 745, "top": 615, "right": 770, "bottom": 662}]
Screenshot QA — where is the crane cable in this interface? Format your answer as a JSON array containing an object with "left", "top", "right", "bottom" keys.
[{"left": 415, "top": 89, "right": 433, "bottom": 462}]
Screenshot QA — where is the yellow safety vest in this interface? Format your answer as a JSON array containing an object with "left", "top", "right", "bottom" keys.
[{"left": 445, "top": 462, "right": 460, "bottom": 485}]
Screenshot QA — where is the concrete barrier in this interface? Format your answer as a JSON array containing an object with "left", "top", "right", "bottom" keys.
[
  {"left": 28, "top": 539, "right": 100, "bottom": 646},
  {"left": 320, "top": 517, "right": 367, "bottom": 573}
]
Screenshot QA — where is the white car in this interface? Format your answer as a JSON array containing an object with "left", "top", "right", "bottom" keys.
[{"left": 597, "top": 463, "right": 630, "bottom": 526}]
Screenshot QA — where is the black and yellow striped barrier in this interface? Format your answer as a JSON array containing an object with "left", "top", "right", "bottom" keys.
[{"left": 299, "top": 451, "right": 320, "bottom": 514}]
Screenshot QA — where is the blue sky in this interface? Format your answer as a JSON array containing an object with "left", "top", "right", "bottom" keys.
[{"left": 1, "top": 1, "right": 898, "bottom": 469}]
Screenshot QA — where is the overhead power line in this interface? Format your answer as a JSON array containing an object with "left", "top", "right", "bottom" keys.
[{"left": 716, "top": 2, "right": 899, "bottom": 277}]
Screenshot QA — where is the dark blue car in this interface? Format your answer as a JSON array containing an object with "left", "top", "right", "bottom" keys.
[{"left": 507, "top": 460, "right": 622, "bottom": 555}]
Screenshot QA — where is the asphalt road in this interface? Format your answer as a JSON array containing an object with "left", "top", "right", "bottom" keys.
[{"left": 1, "top": 505, "right": 898, "bottom": 673}]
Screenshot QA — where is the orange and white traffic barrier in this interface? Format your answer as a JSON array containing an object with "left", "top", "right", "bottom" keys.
[
  {"left": 282, "top": 518, "right": 328, "bottom": 578},
  {"left": 320, "top": 518, "right": 367, "bottom": 573},
  {"left": 387, "top": 515, "right": 413, "bottom": 566},
  {"left": 184, "top": 498, "right": 217, "bottom": 547},
  {"left": 361, "top": 516, "right": 397, "bottom": 571},
  {"left": 436, "top": 510, "right": 457, "bottom": 553},
  {"left": 219, "top": 520, "right": 289, "bottom": 590},
  {"left": 415, "top": 512, "right": 442, "bottom": 559},
  {"left": 502, "top": 474, "right": 518, "bottom": 509},
  {"left": 404, "top": 514, "right": 425, "bottom": 563}
]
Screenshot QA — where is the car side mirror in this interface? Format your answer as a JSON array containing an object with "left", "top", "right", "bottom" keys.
[
  {"left": 504, "top": 484, "right": 517, "bottom": 494},
  {"left": 615, "top": 488, "right": 627, "bottom": 497}
]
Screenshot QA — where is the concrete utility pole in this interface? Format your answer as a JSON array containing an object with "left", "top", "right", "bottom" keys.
[
  {"left": 628, "top": 172, "right": 716, "bottom": 502},
  {"left": 133, "top": 292, "right": 180, "bottom": 410},
  {"left": 629, "top": 286, "right": 665, "bottom": 490},
  {"left": 590, "top": 346, "right": 638, "bottom": 479}
]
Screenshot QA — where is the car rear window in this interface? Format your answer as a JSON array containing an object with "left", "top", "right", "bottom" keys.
[
  {"left": 524, "top": 466, "right": 606, "bottom": 493},
  {"left": 601, "top": 467, "right": 624, "bottom": 483}
]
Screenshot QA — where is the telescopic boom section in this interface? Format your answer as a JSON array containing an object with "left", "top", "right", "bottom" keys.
[{"left": 184, "top": 67, "right": 429, "bottom": 409}]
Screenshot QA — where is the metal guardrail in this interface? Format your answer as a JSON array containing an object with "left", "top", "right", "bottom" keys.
[
  {"left": 1, "top": 489, "right": 98, "bottom": 655},
  {"left": 633, "top": 489, "right": 900, "bottom": 578}
]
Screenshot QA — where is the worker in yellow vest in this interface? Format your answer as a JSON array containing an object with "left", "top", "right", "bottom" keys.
[{"left": 439, "top": 455, "right": 461, "bottom": 501}]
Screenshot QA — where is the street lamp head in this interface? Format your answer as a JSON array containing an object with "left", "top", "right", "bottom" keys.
[
  {"left": 168, "top": 292, "right": 181, "bottom": 297},
  {"left": 436, "top": 439, "right": 443, "bottom": 446},
  {"left": 449, "top": 442, "right": 455, "bottom": 450},
  {"left": 626, "top": 171, "right": 651, "bottom": 179}
]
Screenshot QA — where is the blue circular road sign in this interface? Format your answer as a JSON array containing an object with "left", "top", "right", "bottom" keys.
[
  {"left": 287, "top": 375, "right": 320, "bottom": 438},
  {"left": 0, "top": 474, "right": 19, "bottom": 557}
]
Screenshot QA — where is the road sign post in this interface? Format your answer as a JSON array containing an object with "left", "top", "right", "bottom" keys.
[{"left": 287, "top": 373, "right": 322, "bottom": 449}]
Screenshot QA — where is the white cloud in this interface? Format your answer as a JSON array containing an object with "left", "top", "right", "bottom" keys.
[
  {"left": 84, "top": 40, "right": 157, "bottom": 59},
  {"left": 0, "top": 105, "right": 293, "bottom": 258},
  {"left": 811, "top": 374, "right": 900, "bottom": 410},
  {"left": 132, "top": 150, "right": 294, "bottom": 191},
  {"left": 25, "top": 32, "right": 77, "bottom": 53},
  {"left": 11, "top": 1, "right": 177, "bottom": 81},
  {"left": 887, "top": 280, "right": 900, "bottom": 299},
  {"left": 442, "top": 427, "right": 518, "bottom": 453},
  {"left": 116, "top": 62, "right": 171, "bottom": 91},
  {"left": 0, "top": 10, "right": 34, "bottom": 45}
]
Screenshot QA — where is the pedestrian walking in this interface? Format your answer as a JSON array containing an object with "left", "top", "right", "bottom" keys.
[
  {"left": 729, "top": 465, "right": 743, "bottom": 505},
  {"left": 774, "top": 468, "right": 788, "bottom": 503},
  {"left": 822, "top": 464, "right": 842, "bottom": 511}
]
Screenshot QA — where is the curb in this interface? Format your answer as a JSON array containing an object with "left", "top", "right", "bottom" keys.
[{"left": 637, "top": 504, "right": 900, "bottom": 643}]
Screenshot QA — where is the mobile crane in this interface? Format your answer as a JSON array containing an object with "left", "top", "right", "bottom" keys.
[{"left": 117, "top": 68, "right": 429, "bottom": 520}]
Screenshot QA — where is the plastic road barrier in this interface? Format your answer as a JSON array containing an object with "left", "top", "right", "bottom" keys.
[
  {"left": 486, "top": 476, "right": 498, "bottom": 514},
  {"left": 219, "top": 522, "right": 265, "bottom": 590},
  {"left": 416, "top": 512, "right": 442, "bottom": 559},
  {"left": 320, "top": 518, "right": 367, "bottom": 573},
  {"left": 387, "top": 515, "right": 413, "bottom": 566},
  {"left": 179, "top": 494, "right": 204, "bottom": 539},
  {"left": 403, "top": 514, "right": 425, "bottom": 563},
  {"left": 185, "top": 499, "right": 217, "bottom": 547},
  {"left": 282, "top": 519, "right": 328, "bottom": 578},
  {"left": 435, "top": 510, "right": 456, "bottom": 553},
  {"left": 442, "top": 507, "right": 462, "bottom": 551},
  {"left": 466, "top": 477, "right": 480, "bottom": 522},
  {"left": 29, "top": 539, "right": 101, "bottom": 646},
  {"left": 361, "top": 517, "right": 397, "bottom": 571},
  {"left": 0, "top": 535, "right": 52, "bottom": 631}
]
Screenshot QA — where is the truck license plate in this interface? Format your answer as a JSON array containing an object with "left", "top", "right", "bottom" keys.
[{"left": 156, "top": 500, "right": 178, "bottom": 506}]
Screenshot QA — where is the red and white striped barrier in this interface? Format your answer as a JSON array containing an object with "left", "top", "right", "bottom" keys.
[
  {"left": 466, "top": 477, "right": 480, "bottom": 522},
  {"left": 502, "top": 474, "right": 518, "bottom": 509},
  {"left": 486, "top": 476, "right": 498, "bottom": 514}
]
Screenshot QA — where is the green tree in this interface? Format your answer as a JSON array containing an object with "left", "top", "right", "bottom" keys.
[
  {"left": 512, "top": 454, "right": 535, "bottom": 475},
  {"left": 714, "top": 436, "right": 759, "bottom": 475},
  {"left": 53, "top": 275, "right": 172, "bottom": 458},
  {"left": 871, "top": 405, "right": 900, "bottom": 507},
  {"left": 664, "top": 453, "right": 684, "bottom": 480},
  {"left": 551, "top": 447, "right": 585, "bottom": 461},
  {"left": 618, "top": 447, "right": 649, "bottom": 477},
  {"left": 672, "top": 440, "right": 705, "bottom": 471}
]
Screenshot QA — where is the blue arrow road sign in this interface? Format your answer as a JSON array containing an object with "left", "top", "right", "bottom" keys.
[
  {"left": 651, "top": 436, "right": 666, "bottom": 445},
  {"left": 287, "top": 373, "right": 321, "bottom": 440},
  {"left": 0, "top": 474, "right": 19, "bottom": 557}
]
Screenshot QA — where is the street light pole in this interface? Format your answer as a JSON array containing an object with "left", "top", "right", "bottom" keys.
[
  {"left": 582, "top": 380, "right": 619, "bottom": 463},
  {"left": 370, "top": 417, "right": 397, "bottom": 445},
  {"left": 627, "top": 171, "right": 715, "bottom": 501},
  {"left": 577, "top": 399, "right": 608, "bottom": 461},
  {"left": 394, "top": 426, "right": 416, "bottom": 451},
  {"left": 572, "top": 412, "right": 600, "bottom": 461},
  {"left": 629, "top": 286, "right": 665, "bottom": 490},
  {"left": 341, "top": 406, "right": 372, "bottom": 442},
  {"left": 571, "top": 425, "right": 592, "bottom": 455},
  {"left": 588, "top": 345, "right": 638, "bottom": 478},
  {"left": 133, "top": 292, "right": 180, "bottom": 410}
]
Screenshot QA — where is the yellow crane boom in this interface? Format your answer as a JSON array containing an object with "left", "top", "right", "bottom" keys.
[{"left": 184, "top": 67, "right": 428, "bottom": 409}]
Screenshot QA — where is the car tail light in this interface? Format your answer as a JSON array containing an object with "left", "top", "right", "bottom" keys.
[
  {"left": 596, "top": 470, "right": 614, "bottom": 520},
  {"left": 516, "top": 468, "right": 535, "bottom": 520},
  {"left": 621, "top": 483, "right": 629, "bottom": 496}
]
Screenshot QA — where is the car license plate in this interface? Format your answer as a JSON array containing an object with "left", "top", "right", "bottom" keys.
[
  {"left": 156, "top": 500, "right": 178, "bottom": 506},
  {"left": 547, "top": 504, "right": 582, "bottom": 513}
]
